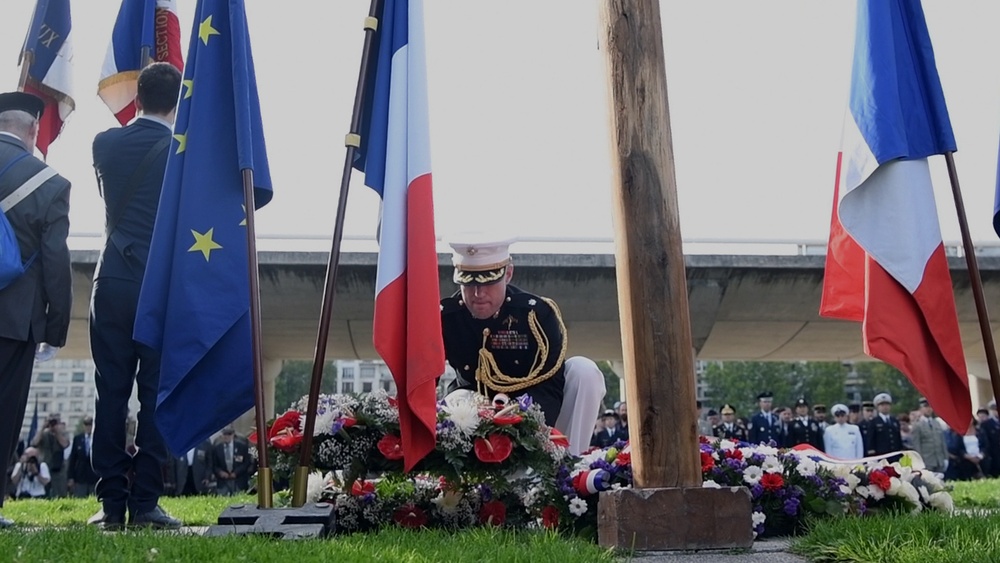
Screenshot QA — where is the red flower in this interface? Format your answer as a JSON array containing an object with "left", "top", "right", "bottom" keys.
[
  {"left": 698, "top": 435, "right": 710, "bottom": 444},
  {"left": 869, "top": 470, "right": 892, "bottom": 492},
  {"left": 492, "top": 414, "right": 523, "bottom": 426},
  {"left": 270, "top": 432, "right": 303, "bottom": 453},
  {"left": 271, "top": 410, "right": 302, "bottom": 438},
  {"left": 377, "top": 434, "right": 404, "bottom": 460},
  {"left": 760, "top": 473, "right": 785, "bottom": 492},
  {"left": 882, "top": 466, "right": 899, "bottom": 478},
  {"left": 615, "top": 451, "right": 631, "bottom": 466},
  {"left": 350, "top": 480, "right": 375, "bottom": 496},
  {"left": 393, "top": 504, "right": 427, "bottom": 529},
  {"left": 340, "top": 416, "right": 357, "bottom": 428},
  {"left": 549, "top": 429, "right": 570, "bottom": 449},
  {"left": 724, "top": 449, "right": 743, "bottom": 461},
  {"left": 541, "top": 506, "right": 560, "bottom": 529},
  {"left": 700, "top": 451, "right": 715, "bottom": 472},
  {"left": 388, "top": 397, "right": 399, "bottom": 408},
  {"left": 478, "top": 500, "right": 507, "bottom": 526},
  {"left": 474, "top": 434, "right": 514, "bottom": 463}
]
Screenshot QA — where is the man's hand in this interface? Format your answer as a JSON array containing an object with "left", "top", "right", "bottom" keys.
[{"left": 35, "top": 343, "right": 59, "bottom": 363}]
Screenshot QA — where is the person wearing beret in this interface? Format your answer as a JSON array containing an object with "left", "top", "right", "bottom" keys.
[
  {"left": 712, "top": 404, "right": 748, "bottom": 442},
  {"left": 88, "top": 63, "right": 182, "bottom": 531},
  {"left": 440, "top": 234, "right": 606, "bottom": 455},
  {"left": 863, "top": 393, "right": 902, "bottom": 456},
  {"left": 748, "top": 391, "right": 780, "bottom": 446},
  {"left": 0, "top": 91, "right": 72, "bottom": 528}
]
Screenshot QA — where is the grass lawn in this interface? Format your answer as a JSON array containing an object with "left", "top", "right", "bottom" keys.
[{"left": 0, "top": 494, "right": 617, "bottom": 563}]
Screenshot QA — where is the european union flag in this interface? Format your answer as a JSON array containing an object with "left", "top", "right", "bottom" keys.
[{"left": 134, "top": 0, "right": 271, "bottom": 456}]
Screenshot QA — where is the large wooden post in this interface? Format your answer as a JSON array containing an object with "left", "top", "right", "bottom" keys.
[{"left": 596, "top": 0, "right": 752, "bottom": 550}]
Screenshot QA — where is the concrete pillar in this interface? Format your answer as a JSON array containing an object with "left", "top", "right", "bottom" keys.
[
  {"left": 967, "top": 360, "right": 995, "bottom": 410},
  {"left": 610, "top": 360, "right": 627, "bottom": 404},
  {"left": 233, "top": 358, "right": 283, "bottom": 437}
]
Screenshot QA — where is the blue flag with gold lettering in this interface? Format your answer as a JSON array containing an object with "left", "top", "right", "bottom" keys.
[{"left": 134, "top": 0, "right": 271, "bottom": 456}]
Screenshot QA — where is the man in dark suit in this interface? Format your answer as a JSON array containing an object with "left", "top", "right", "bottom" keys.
[
  {"left": 213, "top": 428, "right": 253, "bottom": 496},
  {"left": 789, "top": 398, "right": 824, "bottom": 451},
  {"left": 590, "top": 410, "right": 622, "bottom": 448},
  {"left": 167, "top": 439, "right": 215, "bottom": 496},
  {"left": 88, "top": 63, "right": 182, "bottom": 531},
  {"left": 713, "top": 404, "right": 748, "bottom": 442},
  {"left": 864, "top": 393, "right": 902, "bottom": 456},
  {"left": 748, "top": 391, "right": 780, "bottom": 446},
  {"left": 0, "top": 91, "right": 72, "bottom": 528},
  {"left": 67, "top": 416, "right": 98, "bottom": 497}
]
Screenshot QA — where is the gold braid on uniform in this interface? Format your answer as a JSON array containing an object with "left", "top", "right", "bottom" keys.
[{"left": 475, "top": 297, "right": 568, "bottom": 395}]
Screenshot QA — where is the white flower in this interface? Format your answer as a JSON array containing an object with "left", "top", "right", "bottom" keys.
[
  {"left": 868, "top": 486, "right": 885, "bottom": 501},
  {"left": 887, "top": 477, "right": 902, "bottom": 496},
  {"left": 897, "top": 482, "right": 922, "bottom": 512},
  {"left": 839, "top": 484, "right": 852, "bottom": 496},
  {"left": 305, "top": 471, "right": 327, "bottom": 503},
  {"left": 918, "top": 485, "right": 930, "bottom": 502},
  {"left": 443, "top": 400, "right": 481, "bottom": 436},
  {"left": 432, "top": 490, "right": 464, "bottom": 513},
  {"left": 855, "top": 485, "right": 870, "bottom": 499},
  {"left": 312, "top": 409, "right": 337, "bottom": 437},
  {"left": 918, "top": 470, "right": 944, "bottom": 490},
  {"left": 751, "top": 445, "right": 780, "bottom": 457},
  {"left": 928, "top": 491, "right": 955, "bottom": 512},
  {"left": 844, "top": 473, "right": 860, "bottom": 490},
  {"left": 568, "top": 497, "right": 589, "bottom": 516},
  {"left": 751, "top": 511, "right": 766, "bottom": 526},
  {"left": 796, "top": 457, "right": 818, "bottom": 477},
  {"left": 742, "top": 466, "right": 763, "bottom": 486},
  {"left": 718, "top": 439, "right": 736, "bottom": 451},
  {"left": 761, "top": 456, "right": 783, "bottom": 474},
  {"left": 702, "top": 480, "right": 722, "bottom": 489}
]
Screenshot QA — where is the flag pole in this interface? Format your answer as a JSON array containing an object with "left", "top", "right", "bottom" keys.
[
  {"left": 943, "top": 152, "right": 1000, "bottom": 402},
  {"left": 291, "top": 0, "right": 384, "bottom": 507},
  {"left": 17, "top": 51, "right": 32, "bottom": 90},
  {"left": 242, "top": 167, "right": 272, "bottom": 509}
]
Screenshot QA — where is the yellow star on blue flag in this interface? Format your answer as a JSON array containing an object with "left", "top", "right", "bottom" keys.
[{"left": 134, "top": 0, "right": 272, "bottom": 456}]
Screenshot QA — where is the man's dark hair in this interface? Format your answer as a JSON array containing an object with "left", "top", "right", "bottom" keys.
[{"left": 137, "top": 62, "right": 182, "bottom": 115}]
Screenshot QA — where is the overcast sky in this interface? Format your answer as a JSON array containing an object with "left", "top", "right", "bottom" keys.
[{"left": 2, "top": 1, "right": 999, "bottom": 250}]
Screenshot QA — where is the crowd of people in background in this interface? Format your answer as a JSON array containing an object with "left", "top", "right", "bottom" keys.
[
  {"left": 593, "top": 391, "right": 1000, "bottom": 483},
  {"left": 4, "top": 415, "right": 255, "bottom": 503}
]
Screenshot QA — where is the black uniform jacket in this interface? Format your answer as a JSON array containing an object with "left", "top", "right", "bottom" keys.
[{"left": 441, "top": 285, "right": 566, "bottom": 426}]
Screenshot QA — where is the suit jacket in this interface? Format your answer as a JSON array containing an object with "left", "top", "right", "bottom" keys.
[
  {"left": 212, "top": 439, "right": 254, "bottom": 491},
  {"left": 0, "top": 133, "right": 71, "bottom": 345},
  {"left": 748, "top": 411, "right": 781, "bottom": 445},
  {"left": 67, "top": 432, "right": 98, "bottom": 485},
  {"left": 169, "top": 439, "right": 214, "bottom": 494},
  {"left": 92, "top": 117, "right": 171, "bottom": 282},
  {"left": 864, "top": 415, "right": 902, "bottom": 455}
]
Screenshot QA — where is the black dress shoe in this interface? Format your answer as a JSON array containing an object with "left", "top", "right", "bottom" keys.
[
  {"left": 87, "top": 508, "right": 125, "bottom": 531},
  {"left": 128, "top": 505, "right": 182, "bottom": 530}
]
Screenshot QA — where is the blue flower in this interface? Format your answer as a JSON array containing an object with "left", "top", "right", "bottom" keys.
[{"left": 783, "top": 497, "right": 800, "bottom": 516}]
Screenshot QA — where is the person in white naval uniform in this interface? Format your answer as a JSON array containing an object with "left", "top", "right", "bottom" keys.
[{"left": 823, "top": 403, "right": 864, "bottom": 460}]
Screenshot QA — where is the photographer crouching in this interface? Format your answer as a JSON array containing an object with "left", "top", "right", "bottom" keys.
[{"left": 10, "top": 447, "right": 51, "bottom": 499}]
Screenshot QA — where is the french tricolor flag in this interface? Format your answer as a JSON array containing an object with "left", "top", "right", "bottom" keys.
[
  {"left": 20, "top": 0, "right": 74, "bottom": 157},
  {"left": 821, "top": 0, "right": 970, "bottom": 433},
  {"left": 98, "top": 0, "right": 183, "bottom": 125},
  {"left": 354, "top": 0, "right": 445, "bottom": 472}
]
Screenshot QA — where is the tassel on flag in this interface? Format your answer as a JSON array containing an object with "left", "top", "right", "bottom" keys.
[{"left": 98, "top": 0, "right": 183, "bottom": 125}]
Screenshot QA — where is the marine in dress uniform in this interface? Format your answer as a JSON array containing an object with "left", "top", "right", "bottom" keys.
[
  {"left": 864, "top": 393, "right": 902, "bottom": 455},
  {"left": 0, "top": 92, "right": 72, "bottom": 528},
  {"left": 823, "top": 404, "right": 864, "bottom": 459},
  {"left": 813, "top": 404, "right": 829, "bottom": 432},
  {"left": 789, "top": 398, "right": 824, "bottom": 451},
  {"left": 440, "top": 235, "right": 605, "bottom": 454},
  {"left": 748, "top": 391, "right": 780, "bottom": 446},
  {"left": 713, "top": 404, "right": 748, "bottom": 442}
]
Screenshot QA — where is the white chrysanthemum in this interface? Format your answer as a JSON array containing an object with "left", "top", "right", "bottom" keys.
[
  {"left": 751, "top": 511, "right": 766, "bottom": 526},
  {"left": 855, "top": 485, "right": 870, "bottom": 499},
  {"left": 738, "top": 447, "right": 756, "bottom": 459},
  {"left": 311, "top": 409, "right": 337, "bottom": 437},
  {"left": 928, "top": 491, "right": 955, "bottom": 512},
  {"left": 718, "top": 439, "right": 736, "bottom": 451},
  {"left": 751, "top": 445, "right": 780, "bottom": 457},
  {"left": 520, "top": 486, "right": 541, "bottom": 507},
  {"left": 702, "top": 480, "right": 722, "bottom": 489},
  {"left": 868, "top": 486, "right": 885, "bottom": 501},
  {"left": 761, "top": 456, "right": 783, "bottom": 474},
  {"left": 742, "top": 466, "right": 763, "bottom": 486},
  {"left": 443, "top": 401, "right": 482, "bottom": 436},
  {"left": 578, "top": 449, "right": 606, "bottom": 468},
  {"left": 796, "top": 457, "right": 818, "bottom": 477},
  {"left": 432, "top": 490, "right": 463, "bottom": 513},
  {"left": 568, "top": 497, "right": 589, "bottom": 516},
  {"left": 305, "top": 471, "right": 327, "bottom": 503}
]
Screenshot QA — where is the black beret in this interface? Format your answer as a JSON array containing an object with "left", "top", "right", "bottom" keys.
[
  {"left": 0, "top": 91, "right": 45, "bottom": 119},
  {"left": 757, "top": 391, "right": 773, "bottom": 400}
]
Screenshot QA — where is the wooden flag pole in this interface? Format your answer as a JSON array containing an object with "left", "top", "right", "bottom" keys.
[
  {"left": 241, "top": 168, "right": 272, "bottom": 508},
  {"left": 17, "top": 51, "right": 32, "bottom": 91},
  {"left": 596, "top": 0, "right": 751, "bottom": 550},
  {"left": 943, "top": 152, "right": 1000, "bottom": 402},
  {"left": 291, "top": 0, "right": 384, "bottom": 507}
]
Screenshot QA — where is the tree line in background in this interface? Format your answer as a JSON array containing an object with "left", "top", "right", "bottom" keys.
[
  {"left": 701, "top": 361, "right": 922, "bottom": 416},
  {"left": 273, "top": 359, "right": 915, "bottom": 421}
]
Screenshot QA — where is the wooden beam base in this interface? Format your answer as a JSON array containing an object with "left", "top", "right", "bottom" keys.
[{"left": 597, "top": 486, "right": 753, "bottom": 550}]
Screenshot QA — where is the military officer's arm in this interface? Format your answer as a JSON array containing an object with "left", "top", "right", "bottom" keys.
[{"left": 40, "top": 179, "right": 72, "bottom": 347}]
